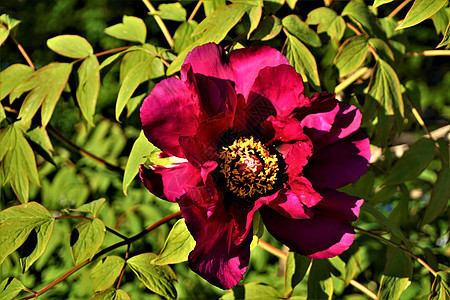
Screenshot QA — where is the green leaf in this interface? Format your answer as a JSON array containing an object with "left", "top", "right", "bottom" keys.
[
  {"left": 104, "top": 15, "right": 147, "bottom": 44},
  {"left": 150, "top": 3, "right": 186, "bottom": 22},
  {"left": 0, "top": 278, "right": 25, "bottom": 300},
  {"left": 123, "top": 131, "right": 152, "bottom": 195},
  {"left": 0, "top": 14, "right": 21, "bottom": 46},
  {"left": 11, "top": 62, "right": 72, "bottom": 127},
  {"left": 0, "top": 25, "right": 8, "bottom": 46},
  {"left": 0, "top": 64, "right": 34, "bottom": 101},
  {"left": 152, "top": 219, "right": 195, "bottom": 265},
  {"left": 286, "top": 0, "right": 298, "bottom": 10},
  {"left": 246, "top": 4, "right": 263, "bottom": 39},
  {"left": 421, "top": 165, "right": 450, "bottom": 225},
  {"left": 119, "top": 45, "right": 163, "bottom": 81},
  {"left": 250, "top": 15, "right": 282, "bottom": 41},
  {"left": 370, "top": 185, "right": 397, "bottom": 204},
  {"left": 431, "top": 6, "right": 450, "bottom": 35},
  {"left": 77, "top": 55, "right": 100, "bottom": 126},
  {"left": 378, "top": 248, "right": 412, "bottom": 300},
  {"left": 342, "top": 0, "right": 374, "bottom": 32},
  {"left": 203, "top": 0, "right": 226, "bottom": 16},
  {"left": 0, "top": 122, "right": 40, "bottom": 203},
  {"left": 282, "top": 15, "right": 321, "bottom": 47},
  {"left": 369, "top": 38, "right": 394, "bottom": 61},
  {"left": 127, "top": 253, "right": 177, "bottom": 300},
  {"left": 20, "top": 217, "right": 55, "bottom": 272},
  {"left": 47, "top": 35, "right": 93, "bottom": 59},
  {"left": 25, "top": 126, "right": 55, "bottom": 165},
  {"left": 70, "top": 218, "right": 106, "bottom": 265},
  {"left": 285, "top": 252, "right": 311, "bottom": 294},
  {"left": 284, "top": 32, "right": 321, "bottom": 89},
  {"left": 396, "top": 0, "right": 448, "bottom": 30},
  {"left": 362, "top": 204, "right": 411, "bottom": 248},
  {"left": 385, "top": 138, "right": 435, "bottom": 185},
  {"left": 91, "top": 288, "right": 131, "bottom": 300},
  {"left": 306, "top": 7, "right": 346, "bottom": 40},
  {"left": 0, "top": 103, "right": 5, "bottom": 123},
  {"left": 368, "top": 59, "right": 404, "bottom": 128},
  {"left": 90, "top": 256, "right": 125, "bottom": 292},
  {"left": 307, "top": 259, "right": 333, "bottom": 300},
  {"left": 173, "top": 21, "right": 199, "bottom": 54},
  {"left": 437, "top": 21, "right": 450, "bottom": 48},
  {"left": 338, "top": 244, "right": 362, "bottom": 286},
  {"left": 116, "top": 56, "right": 154, "bottom": 121},
  {"left": 335, "top": 36, "right": 369, "bottom": 77},
  {"left": 0, "top": 202, "right": 54, "bottom": 264},
  {"left": 73, "top": 198, "right": 106, "bottom": 218},
  {"left": 430, "top": 271, "right": 450, "bottom": 300},
  {"left": 373, "top": 0, "right": 394, "bottom": 9}
]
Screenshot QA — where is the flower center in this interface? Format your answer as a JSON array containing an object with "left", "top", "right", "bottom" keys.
[{"left": 219, "top": 137, "right": 279, "bottom": 198}]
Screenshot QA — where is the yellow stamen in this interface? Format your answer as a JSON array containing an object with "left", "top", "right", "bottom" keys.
[{"left": 219, "top": 137, "right": 279, "bottom": 198}]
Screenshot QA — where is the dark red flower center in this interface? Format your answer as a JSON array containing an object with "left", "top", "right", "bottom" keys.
[{"left": 218, "top": 137, "right": 279, "bottom": 198}]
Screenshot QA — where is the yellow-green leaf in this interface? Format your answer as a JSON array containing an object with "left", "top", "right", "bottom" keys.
[
  {"left": 282, "top": 15, "right": 321, "bottom": 47},
  {"left": 306, "top": 7, "right": 346, "bottom": 40},
  {"left": 0, "top": 64, "right": 34, "bottom": 101},
  {"left": 396, "top": 0, "right": 448, "bottom": 30},
  {"left": 307, "top": 259, "right": 333, "bottom": 300},
  {"left": 77, "top": 55, "right": 100, "bottom": 126},
  {"left": 90, "top": 256, "right": 125, "bottom": 292},
  {"left": 47, "top": 34, "right": 93, "bottom": 59},
  {"left": 335, "top": 36, "right": 369, "bottom": 77},
  {"left": 0, "top": 278, "right": 25, "bottom": 300},
  {"left": 70, "top": 218, "right": 105, "bottom": 265},
  {"left": 104, "top": 15, "right": 147, "bottom": 44}
]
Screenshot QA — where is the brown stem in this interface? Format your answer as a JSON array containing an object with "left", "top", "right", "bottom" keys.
[
  {"left": 355, "top": 227, "right": 438, "bottom": 276},
  {"left": 116, "top": 244, "right": 130, "bottom": 289},
  {"left": 10, "top": 34, "right": 36, "bottom": 70},
  {"left": 47, "top": 124, "right": 124, "bottom": 174},
  {"left": 188, "top": 0, "right": 203, "bottom": 22},
  {"left": 21, "top": 211, "right": 182, "bottom": 299},
  {"left": 55, "top": 215, "right": 128, "bottom": 240},
  {"left": 388, "top": 0, "right": 413, "bottom": 19},
  {"left": 141, "top": 0, "right": 174, "bottom": 47},
  {"left": 407, "top": 50, "right": 450, "bottom": 57}
]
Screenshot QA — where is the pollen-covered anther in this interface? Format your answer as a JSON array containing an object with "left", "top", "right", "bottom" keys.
[{"left": 219, "top": 137, "right": 279, "bottom": 198}]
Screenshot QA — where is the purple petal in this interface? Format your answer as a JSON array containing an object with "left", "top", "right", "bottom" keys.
[
  {"left": 229, "top": 46, "right": 290, "bottom": 98},
  {"left": 140, "top": 77, "right": 202, "bottom": 157},
  {"left": 139, "top": 163, "right": 203, "bottom": 202},
  {"left": 179, "top": 188, "right": 251, "bottom": 289},
  {"left": 277, "top": 138, "right": 314, "bottom": 178},
  {"left": 314, "top": 189, "right": 363, "bottom": 222},
  {"left": 303, "top": 129, "right": 370, "bottom": 189},
  {"left": 260, "top": 206, "right": 355, "bottom": 258},
  {"left": 248, "top": 65, "right": 308, "bottom": 117},
  {"left": 265, "top": 188, "right": 313, "bottom": 219}
]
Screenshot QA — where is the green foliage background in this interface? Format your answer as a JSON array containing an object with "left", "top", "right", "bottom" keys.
[{"left": 0, "top": 0, "right": 449, "bottom": 299}]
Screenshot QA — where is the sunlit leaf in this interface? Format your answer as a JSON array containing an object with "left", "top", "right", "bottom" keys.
[
  {"left": 286, "top": 0, "right": 298, "bottom": 10},
  {"left": 373, "top": 0, "right": 394, "bottom": 9},
  {"left": 0, "top": 14, "right": 21, "bottom": 46},
  {"left": 152, "top": 219, "right": 195, "bottom": 265},
  {"left": 47, "top": 35, "right": 93, "bottom": 59},
  {"left": 0, "top": 122, "right": 40, "bottom": 202},
  {"left": 127, "top": 253, "right": 177, "bottom": 300},
  {"left": 369, "top": 38, "right": 394, "bottom": 61},
  {"left": 285, "top": 252, "right": 311, "bottom": 294},
  {"left": 91, "top": 288, "right": 131, "bottom": 300},
  {"left": 90, "top": 256, "right": 125, "bottom": 292},
  {"left": 0, "top": 202, "right": 54, "bottom": 264},
  {"left": 437, "top": 21, "right": 450, "bottom": 48},
  {"left": 71, "top": 218, "right": 106, "bottom": 265},
  {"left": 378, "top": 248, "right": 412, "bottom": 300},
  {"left": 73, "top": 198, "right": 106, "bottom": 218},
  {"left": 335, "top": 36, "right": 369, "bottom": 77},
  {"left": 306, "top": 7, "right": 346, "bottom": 40},
  {"left": 11, "top": 62, "right": 72, "bottom": 127},
  {"left": 246, "top": 4, "right": 262, "bottom": 38},
  {"left": 25, "top": 126, "right": 55, "bottom": 165},
  {"left": 203, "top": 0, "right": 226, "bottom": 16},
  {"left": 282, "top": 15, "right": 321, "bottom": 47},
  {"left": 396, "top": 0, "right": 448, "bottom": 30},
  {"left": 429, "top": 271, "right": 450, "bottom": 300},
  {"left": 385, "top": 138, "right": 435, "bottom": 185},
  {"left": 173, "top": 21, "right": 199, "bottom": 54},
  {"left": 342, "top": 0, "right": 374, "bottom": 32},
  {"left": 116, "top": 56, "right": 154, "bottom": 121},
  {"left": 104, "top": 15, "right": 147, "bottom": 44},
  {"left": 0, "top": 64, "right": 34, "bottom": 101},
  {"left": 421, "top": 165, "right": 450, "bottom": 226},
  {"left": 77, "top": 55, "right": 100, "bottom": 126},
  {"left": 307, "top": 259, "right": 333, "bottom": 300},
  {"left": 284, "top": 32, "right": 320, "bottom": 88},
  {"left": 223, "top": 282, "right": 281, "bottom": 299},
  {"left": 250, "top": 15, "right": 282, "bottom": 41},
  {"left": 0, "top": 278, "right": 25, "bottom": 300},
  {"left": 150, "top": 3, "right": 186, "bottom": 22}
]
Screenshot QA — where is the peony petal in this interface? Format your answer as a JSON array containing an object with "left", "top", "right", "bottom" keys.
[
  {"left": 139, "top": 163, "right": 203, "bottom": 202},
  {"left": 303, "top": 129, "right": 370, "bottom": 189},
  {"left": 314, "top": 189, "right": 364, "bottom": 222},
  {"left": 299, "top": 95, "right": 364, "bottom": 150},
  {"left": 141, "top": 77, "right": 202, "bottom": 157},
  {"left": 266, "top": 188, "right": 313, "bottom": 219},
  {"left": 260, "top": 206, "right": 355, "bottom": 258},
  {"left": 277, "top": 138, "right": 314, "bottom": 178},
  {"left": 288, "top": 177, "right": 323, "bottom": 208},
  {"left": 229, "top": 46, "right": 290, "bottom": 98},
  {"left": 179, "top": 189, "right": 251, "bottom": 290},
  {"left": 248, "top": 65, "right": 308, "bottom": 117},
  {"left": 181, "top": 43, "right": 233, "bottom": 82}
]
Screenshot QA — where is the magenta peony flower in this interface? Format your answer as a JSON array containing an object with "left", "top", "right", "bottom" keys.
[{"left": 139, "top": 43, "right": 370, "bottom": 289}]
